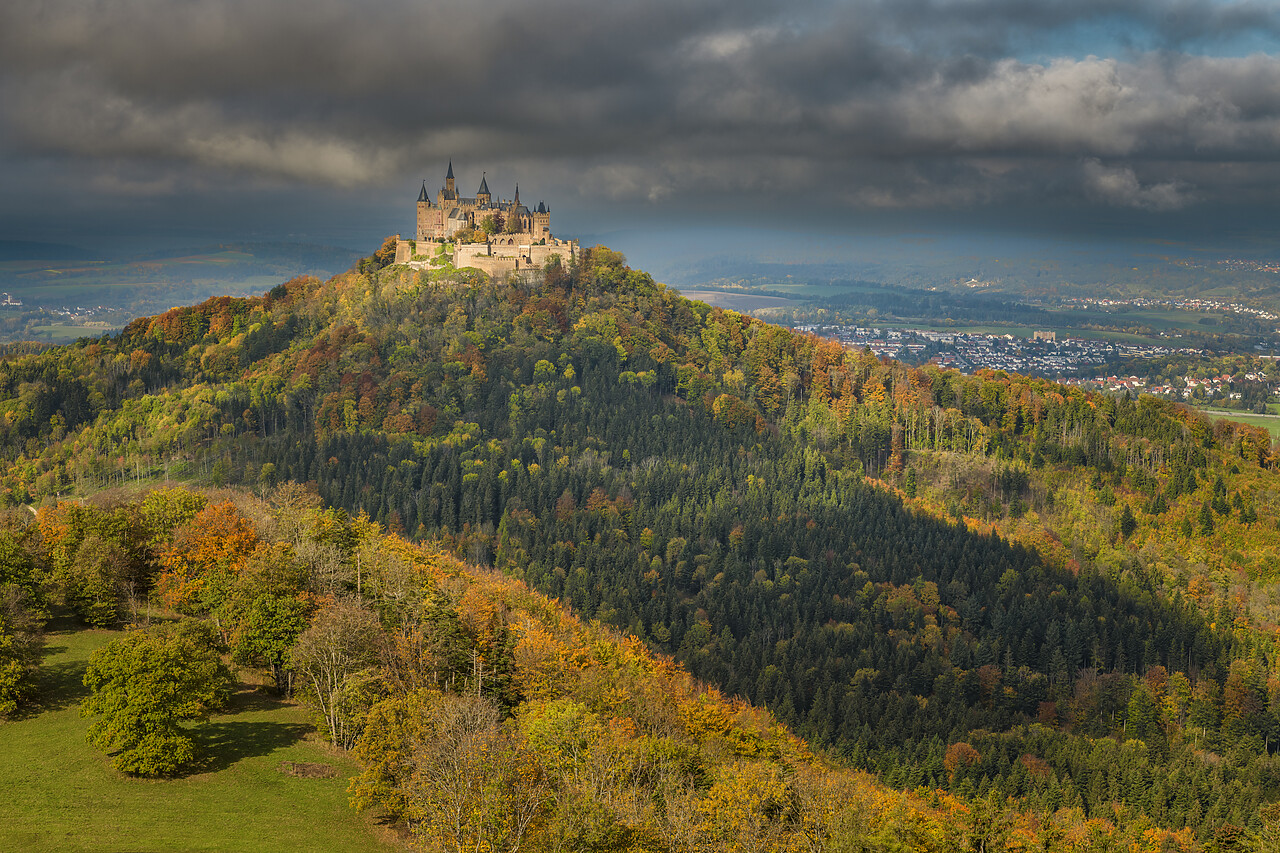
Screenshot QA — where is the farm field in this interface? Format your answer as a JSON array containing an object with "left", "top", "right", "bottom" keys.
[{"left": 1201, "top": 407, "right": 1280, "bottom": 439}]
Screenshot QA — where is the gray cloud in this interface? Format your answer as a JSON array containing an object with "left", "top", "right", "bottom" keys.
[
  {"left": 3, "top": 0, "right": 1280, "bottom": 231},
  {"left": 1081, "top": 158, "right": 1195, "bottom": 209}
]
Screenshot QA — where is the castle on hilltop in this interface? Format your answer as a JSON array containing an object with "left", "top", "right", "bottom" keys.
[{"left": 394, "top": 163, "right": 578, "bottom": 277}]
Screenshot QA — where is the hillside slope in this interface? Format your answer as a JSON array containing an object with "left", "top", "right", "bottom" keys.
[
  {"left": 18, "top": 486, "right": 1207, "bottom": 852},
  {"left": 0, "top": 245, "right": 1277, "bottom": 841}
]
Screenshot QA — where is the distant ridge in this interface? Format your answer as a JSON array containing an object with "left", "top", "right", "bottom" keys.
[
  {"left": 0, "top": 240, "right": 96, "bottom": 262},
  {"left": 133, "top": 241, "right": 362, "bottom": 267}
]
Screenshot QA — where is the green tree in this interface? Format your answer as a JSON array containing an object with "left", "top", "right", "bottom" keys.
[
  {"left": 1199, "top": 501, "right": 1215, "bottom": 536},
  {"left": 81, "top": 621, "right": 232, "bottom": 775},
  {"left": 230, "top": 592, "right": 309, "bottom": 694},
  {"left": 0, "top": 585, "right": 43, "bottom": 716},
  {"left": 1118, "top": 503, "right": 1137, "bottom": 539}
]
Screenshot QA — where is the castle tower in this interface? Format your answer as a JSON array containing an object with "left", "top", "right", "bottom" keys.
[
  {"left": 533, "top": 201, "right": 551, "bottom": 239},
  {"left": 444, "top": 161, "right": 456, "bottom": 197},
  {"left": 477, "top": 173, "right": 491, "bottom": 206},
  {"left": 416, "top": 181, "right": 432, "bottom": 241}
]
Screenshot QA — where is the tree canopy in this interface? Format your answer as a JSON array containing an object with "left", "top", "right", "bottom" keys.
[{"left": 82, "top": 620, "right": 232, "bottom": 775}]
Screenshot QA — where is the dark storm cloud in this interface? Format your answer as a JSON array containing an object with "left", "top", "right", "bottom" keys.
[{"left": 3, "top": 0, "right": 1280, "bottom": 220}]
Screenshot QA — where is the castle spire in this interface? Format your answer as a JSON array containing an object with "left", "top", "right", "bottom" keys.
[
  {"left": 514, "top": 184, "right": 520, "bottom": 205},
  {"left": 478, "top": 172, "right": 490, "bottom": 196},
  {"left": 446, "top": 160, "right": 454, "bottom": 180},
  {"left": 417, "top": 180, "right": 429, "bottom": 203}
]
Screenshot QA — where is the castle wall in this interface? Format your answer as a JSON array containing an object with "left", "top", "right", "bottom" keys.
[
  {"left": 454, "top": 238, "right": 578, "bottom": 274},
  {"left": 469, "top": 256, "right": 519, "bottom": 277},
  {"left": 396, "top": 235, "right": 577, "bottom": 278},
  {"left": 526, "top": 241, "right": 576, "bottom": 266}
]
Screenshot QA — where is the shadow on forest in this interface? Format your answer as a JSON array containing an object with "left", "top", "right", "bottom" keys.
[{"left": 188, "top": 689, "right": 311, "bottom": 775}]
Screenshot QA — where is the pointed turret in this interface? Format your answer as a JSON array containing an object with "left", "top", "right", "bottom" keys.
[
  {"left": 513, "top": 184, "right": 520, "bottom": 205},
  {"left": 478, "top": 173, "right": 490, "bottom": 196},
  {"left": 444, "top": 161, "right": 456, "bottom": 197},
  {"left": 416, "top": 180, "right": 434, "bottom": 240}
]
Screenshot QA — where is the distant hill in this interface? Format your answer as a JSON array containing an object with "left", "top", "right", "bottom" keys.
[
  {"left": 0, "top": 240, "right": 96, "bottom": 261},
  {"left": 0, "top": 241, "right": 364, "bottom": 318},
  {"left": 133, "top": 241, "right": 362, "bottom": 273}
]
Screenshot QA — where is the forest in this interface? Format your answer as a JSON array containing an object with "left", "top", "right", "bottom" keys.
[
  {"left": 0, "top": 485, "right": 1215, "bottom": 851},
  {"left": 0, "top": 239, "right": 1279, "bottom": 848}
]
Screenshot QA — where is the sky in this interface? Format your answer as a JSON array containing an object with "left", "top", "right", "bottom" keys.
[{"left": 3, "top": 0, "right": 1280, "bottom": 261}]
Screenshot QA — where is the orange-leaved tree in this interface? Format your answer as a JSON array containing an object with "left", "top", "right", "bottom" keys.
[{"left": 155, "top": 501, "right": 260, "bottom": 615}]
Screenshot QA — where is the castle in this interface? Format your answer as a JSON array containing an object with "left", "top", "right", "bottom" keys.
[{"left": 394, "top": 163, "right": 578, "bottom": 276}]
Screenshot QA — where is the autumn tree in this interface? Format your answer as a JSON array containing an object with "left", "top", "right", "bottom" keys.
[
  {"left": 405, "top": 692, "right": 546, "bottom": 853},
  {"left": 356, "top": 235, "right": 400, "bottom": 274},
  {"left": 696, "top": 760, "right": 799, "bottom": 851},
  {"left": 290, "top": 598, "right": 383, "bottom": 749},
  {"left": 944, "top": 741, "right": 981, "bottom": 779},
  {"left": 350, "top": 691, "right": 431, "bottom": 821},
  {"left": 156, "top": 501, "right": 260, "bottom": 615}
]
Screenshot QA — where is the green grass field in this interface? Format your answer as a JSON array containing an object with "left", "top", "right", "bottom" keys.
[
  {"left": 0, "top": 618, "right": 398, "bottom": 853},
  {"left": 26, "top": 323, "right": 121, "bottom": 343},
  {"left": 1201, "top": 408, "right": 1280, "bottom": 440}
]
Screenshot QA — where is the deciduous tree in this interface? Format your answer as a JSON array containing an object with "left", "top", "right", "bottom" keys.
[
  {"left": 81, "top": 620, "right": 232, "bottom": 775},
  {"left": 290, "top": 598, "right": 383, "bottom": 749}
]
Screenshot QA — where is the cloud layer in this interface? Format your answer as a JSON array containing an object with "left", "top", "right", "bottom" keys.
[{"left": 3, "top": 0, "right": 1280, "bottom": 232}]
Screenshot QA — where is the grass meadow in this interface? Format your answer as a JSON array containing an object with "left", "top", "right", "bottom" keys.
[
  {"left": 1202, "top": 408, "right": 1280, "bottom": 440},
  {"left": 0, "top": 617, "right": 398, "bottom": 853}
]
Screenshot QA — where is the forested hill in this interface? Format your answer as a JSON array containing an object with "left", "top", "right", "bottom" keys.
[{"left": 1, "top": 241, "right": 1279, "bottom": 842}]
